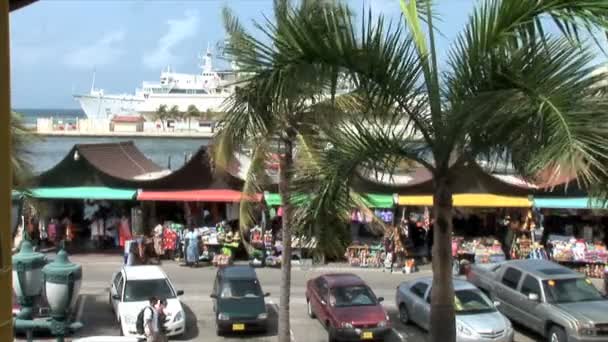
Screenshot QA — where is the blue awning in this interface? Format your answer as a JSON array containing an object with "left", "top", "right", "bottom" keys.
[{"left": 533, "top": 197, "right": 608, "bottom": 209}]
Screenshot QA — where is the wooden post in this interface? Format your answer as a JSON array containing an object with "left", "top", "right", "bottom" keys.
[{"left": 0, "top": 1, "right": 12, "bottom": 340}]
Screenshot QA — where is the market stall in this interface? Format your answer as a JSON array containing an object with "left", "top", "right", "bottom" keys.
[{"left": 533, "top": 197, "right": 608, "bottom": 278}]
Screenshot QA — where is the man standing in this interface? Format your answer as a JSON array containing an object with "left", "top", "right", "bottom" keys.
[{"left": 143, "top": 296, "right": 161, "bottom": 342}]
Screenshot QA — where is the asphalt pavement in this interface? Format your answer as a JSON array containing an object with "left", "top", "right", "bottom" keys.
[{"left": 15, "top": 254, "right": 543, "bottom": 342}]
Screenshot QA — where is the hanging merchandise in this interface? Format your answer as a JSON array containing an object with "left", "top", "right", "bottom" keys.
[{"left": 250, "top": 226, "right": 263, "bottom": 248}]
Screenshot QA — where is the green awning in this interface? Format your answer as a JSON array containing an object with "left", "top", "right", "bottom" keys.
[
  {"left": 28, "top": 187, "right": 137, "bottom": 200},
  {"left": 533, "top": 197, "right": 608, "bottom": 209},
  {"left": 264, "top": 192, "right": 394, "bottom": 208},
  {"left": 264, "top": 193, "right": 282, "bottom": 206},
  {"left": 361, "top": 194, "right": 395, "bottom": 208},
  {"left": 263, "top": 192, "right": 310, "bottom": 207}
]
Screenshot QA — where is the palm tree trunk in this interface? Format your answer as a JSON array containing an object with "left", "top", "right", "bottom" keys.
[
  {"left": 278, "top": 138, "right": 294, "bottom": 342},
  {"left": 430, "top": 174, "right": 456, "bottom": 342}
]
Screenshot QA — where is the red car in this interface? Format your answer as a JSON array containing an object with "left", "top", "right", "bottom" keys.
[{"left": 306, "top": 273, "right": 391, "bottom": 341}]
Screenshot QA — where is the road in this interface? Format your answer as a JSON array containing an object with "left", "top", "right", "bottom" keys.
[{"left": 16, "top": 254, "right": 543, "bottom": 342}]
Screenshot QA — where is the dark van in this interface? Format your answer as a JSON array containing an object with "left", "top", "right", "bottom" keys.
[{"left": 211, "top": 265, "right": 270, "bottom": 335}]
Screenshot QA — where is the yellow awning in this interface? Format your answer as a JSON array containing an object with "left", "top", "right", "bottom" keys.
[{"left": 397, "top": 194, "right": 532, "bottom": 207}]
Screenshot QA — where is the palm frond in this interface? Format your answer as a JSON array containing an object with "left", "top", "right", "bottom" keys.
[
  {"left": 11, "top": 111, "right": 37, "bottom": 188},
  {"left": 238, "top": 141, "right": 272, "bottom": 232}
]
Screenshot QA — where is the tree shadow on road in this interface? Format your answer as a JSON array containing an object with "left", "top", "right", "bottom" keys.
[{"left": 174, "top": 303, "right": 199, "bottom": 341}]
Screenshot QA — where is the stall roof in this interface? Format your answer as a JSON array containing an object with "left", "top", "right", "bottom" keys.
[
  {"left": 263, "top": 193, "right": 394, "bottom": 208},
  {"left": 35, "top": 141, "right": 167, "bottom": 187},
  {"left": 354, "top": 158, "right": 534, "bottom": 196},
  {"left": 398, "top": 194, "right": 532, "bottom": 207},
  {"left": 29, "top": 187, "right": 137, "bottom": 200},
  {"left": 137, "top": 189, "right": 261, "bottom": 202},
  {"left": 533, "top": 197, "right": 608, "bottom": 209}
]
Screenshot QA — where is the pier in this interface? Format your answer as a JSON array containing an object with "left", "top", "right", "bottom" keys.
[{"left": 34, "top": 117, "right": 217, "bottom": 139}]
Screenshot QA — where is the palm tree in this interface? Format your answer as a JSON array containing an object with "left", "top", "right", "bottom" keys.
[
  {"left": 11, "top": 111, "right": 36, "bottom": 188},
  {"left": 186, "top": 104, "right": 200, "bottom": 131},
  {"left": 152, "top": 104, "right": 168, "bottom": 131},
  {"left": 168, "top": 104, "right": 181, "bottom": 121},
  {"left": 227, "top": 1, "right": 608, "bottom": 341},
  {"left": 214, "top": 1, "right": 352, "bottom": 341}
]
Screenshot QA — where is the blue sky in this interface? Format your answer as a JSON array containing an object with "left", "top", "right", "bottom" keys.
[{"left": 10, "top": 0, "right": 483, "bottom": 109}]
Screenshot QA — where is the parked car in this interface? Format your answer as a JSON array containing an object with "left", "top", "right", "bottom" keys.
[
  {"left": 109, "top": 265, "right": 185, "bottom": 337},
  {"left": 210, "top": 265, "right": 270, "bottom": 335},
  {"left": 396, "top": 277, "right": 513, "bottom": 341},
  {"left": 468, "top": 259, "right": 608, "bottom": 342},
  {"left": 306, "top": 273, "right": 391, "bottom": 341}
]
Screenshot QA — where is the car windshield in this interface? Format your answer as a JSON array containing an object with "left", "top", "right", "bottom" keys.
[
  {"left": 454, "top": 289, "right": 496, "bottom": 315},
  {"left": 330, "top": 285, "right": 377, "bottom": 307},
  {"left": 543, "top": 278, "right": 605, "bottom": 304},
  {"left": 220, "top": 279, "right": 263, "bottom": 299},
  {"left": 123, "top": 279, "right": 175, "bottom": 302}
]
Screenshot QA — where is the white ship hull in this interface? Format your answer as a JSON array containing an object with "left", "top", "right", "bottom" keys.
[
  {"left": 74, "top": 94, "right": 143, "bottom": 119},
  {"left": 135, "top": 93, "right": 230, "bottom": 115},
  {"left": 74, "top": 93, "right": 230, "bottom": 120},
  {"left": 74, "top": 46, "right": 237, "bottom": 120}
]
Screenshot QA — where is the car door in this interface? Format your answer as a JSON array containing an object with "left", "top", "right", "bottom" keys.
[
  {"left": 110, "top": 271, "right": 124, "bottom": 319},
  {"left": 408, "top": 282, "right": 430, "bottom": 329},
  {"left": 516, "top": 274, "right": 544, "bottom": 333},
  {"left": 494, "top": 267, "right": 523, "bottom": 323},
  {"left": 311, "top": 278, "right": 330, "bottom": 323},
  {"left": 212, "top": 271, "right": 220, "bottom": 313}
]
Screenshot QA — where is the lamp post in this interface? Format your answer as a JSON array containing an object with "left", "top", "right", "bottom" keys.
[
  {"left": 12, "top": 238, "right": 46, "bottom": 341},
  {"left": 14, "top": 243, "right": 82, "bottom": 342},
  {"left": 42, "top": 246, "right": 83, "bottom": 342}
]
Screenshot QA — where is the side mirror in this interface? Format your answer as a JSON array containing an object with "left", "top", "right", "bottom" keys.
[
  {"left": 377, "top": 297, "right": 384, "bottom": 303},
  {"left": 493, "top": 301, "right": 501, "bottom": 307},
  {"left": 112, "top": 294, "right": 120, "bottom": 300},
  {"left": 176, "top": 290, "right": 184, "bottom": 296},
  {"left": 264, "top": 292, "right": 271, "bottom": 297},
  {"left": 210, "top": 294, "right": 217, "bottom": 299},
  {"left": 528, "top": 293, "right": 539, "bottom": 302}
]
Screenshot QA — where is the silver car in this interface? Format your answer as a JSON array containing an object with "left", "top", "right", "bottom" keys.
[{"left": 396, "top": 277, "right": 514, "bottom": 342}]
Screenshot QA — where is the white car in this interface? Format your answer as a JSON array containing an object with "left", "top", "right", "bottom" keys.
[{"left": 109, "top": 265, "right": 186, "bottom": 337}]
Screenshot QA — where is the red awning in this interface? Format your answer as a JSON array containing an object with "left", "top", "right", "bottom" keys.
[{"left": 137, "top": 189, "right": 261, "bottom": 202}]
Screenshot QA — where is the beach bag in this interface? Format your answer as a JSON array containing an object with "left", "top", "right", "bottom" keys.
[{"left": 136, "top": 306, "right": 153, "bottom": 335}]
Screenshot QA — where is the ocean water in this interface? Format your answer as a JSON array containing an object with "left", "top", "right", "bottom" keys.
[
  {"left": 14, "top": 108, "right": 85, "bottom": 125},
  {"left": 14, "top": 108, "right": 211, "bottom": 174}
]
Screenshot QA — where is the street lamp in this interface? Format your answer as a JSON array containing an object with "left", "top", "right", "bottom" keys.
[
  {"left": 42, "top": 246, "right": 83, "bottom": 342},
  {"left": 12, "top": 238, "right": 46, "bottom": 320},
  {"left": 14, "top": 242, "right": 82, "bottom": 342}
]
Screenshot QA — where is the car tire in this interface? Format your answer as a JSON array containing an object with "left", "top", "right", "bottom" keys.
[
  {"left": 398, "top": 303, "right": 409, "bottom": 324},
  {"left": 307, "top": 298, "right": 316, "bottom": 319},
  {"left": 548, "top": 326, "right": 567, "bottom": 342},
  {"left": 327, "top": 323, "right": 338, "bottom": 342}
]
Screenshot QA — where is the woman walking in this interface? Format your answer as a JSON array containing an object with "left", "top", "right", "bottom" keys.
[{"left": 184, "top": 226, "right": 200, "bottom": 267}]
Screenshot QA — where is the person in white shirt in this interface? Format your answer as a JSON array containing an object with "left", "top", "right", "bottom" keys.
[{"left": 144, "top": 297, "right": 167, "bottom": 342}]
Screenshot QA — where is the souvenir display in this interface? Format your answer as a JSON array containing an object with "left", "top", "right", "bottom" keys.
[{"left": 453, "top": 237, "right": 505, "bottom": 264}]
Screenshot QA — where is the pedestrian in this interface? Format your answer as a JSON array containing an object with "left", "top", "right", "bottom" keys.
[
  {"left": 185, "top": 226, "right": 200, "bottom": 267},
  {"left": 118, "top": 211, "right": 132, "bottom": 248},
  {"left": 143, "top": 296, "right": 162, "bottom": 342},
  {"left": 156, "top": 298, "right": 168, "bottom": 342}
]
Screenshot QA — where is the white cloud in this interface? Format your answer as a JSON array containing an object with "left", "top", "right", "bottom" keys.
[
  {"left": 64, "top": 30, "right": 126, "bottom": 69},
  {"left": 143, "top": 11, "right": 200, "bottom": 69}
]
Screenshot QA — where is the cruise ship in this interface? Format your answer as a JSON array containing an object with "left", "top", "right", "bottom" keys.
[{"left": 73, "top": 47, "right": 238, "bottom": 120}]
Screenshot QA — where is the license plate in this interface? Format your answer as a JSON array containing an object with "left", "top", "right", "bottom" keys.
[
  {"left": 232, "top": 323, "right": 245, "bottom": 331},
  {"left": 362, "top": 331, "right": 373, "bottom": 339}
]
